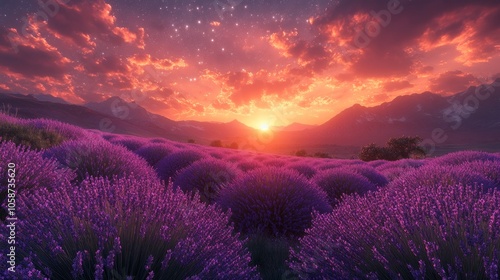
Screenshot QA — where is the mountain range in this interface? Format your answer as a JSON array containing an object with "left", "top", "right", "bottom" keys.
[{"left": 1, "top": 79, "right": 499, "bottom": 157}]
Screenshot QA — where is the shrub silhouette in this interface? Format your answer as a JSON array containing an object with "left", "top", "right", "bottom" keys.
[{"left": 210, "top": 140, "right": 223, "bottom": 147}]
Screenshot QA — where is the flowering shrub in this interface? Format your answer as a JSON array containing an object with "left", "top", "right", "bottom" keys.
[
  {"left": 208, "top": 151, "right": 225, "bottom": 159},
  {"left": 313, "top": 169, "right": 377, "bottom": 205},
  {"left": 344, "top": 165, "right": 388, "bottom": 187},
  {"left": 379, "top": 167, "right": 411, "bottom": 182},
  {"left": 134, "top": 143, "right": 176, "bottom": 167},
  {"left": 44, "top": 140, "right": 157, "bottom": 182},
  {"left": 237, "top": 160, "right": 264, "bottom": 172},
  {"left": 456, "top": 160, "right": 500, "bottom": 188},
  {"left": 376, "top": 159, "right": 426, "bottom": 171},
  {"left": 174, "top": 159, "right": 240, "bottom": 203},
  {"left": 0, "top": 177, "right": 258, "bottom": 279},
  {"left": 109, "top": 137, "right": 148, "bottom": 151},
  {"left": 0, "top": 141, "right": 74, "bottom": 220},
  {"left": 367, "top": 159, "right": 388, "bottom": 168},
  {"left": 389, "top": 164, "right": 495, "bottom": 190},
  {"left": 218, "top": 168, "right": 332, "bottom": 238},
  {"left": 148, "top": 138, "right": 167, "bottom": 143},
  {"left": 0, "top": 141, "right": 74, "bottom": 192},
  {"left": 430, "top": 151, "right": 500, "bottom": 166},
  {"left": 262, "top": 159, "right": 287, "bottom": 167},
  {"left": 318, "top": 162, "right": 344, "bottom": 170},
  {"left": 155, "top": 149, "right": 206, "bottom": 182},
  {"left": 24, "top": 118, "right": 89, "bottom": 141},
  {"left": 226, "top": 154, "right": 245, "bottom": 163},
  {"left": 289, "top": 184, "right": 500, "bottom": 279},
  {"left": 286, "top": 163, "right": 318, "bottom": 179}
]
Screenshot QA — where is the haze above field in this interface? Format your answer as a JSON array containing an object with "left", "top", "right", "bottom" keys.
[{"left": 1, "top": 0, "right": 499, "bottom": 128}]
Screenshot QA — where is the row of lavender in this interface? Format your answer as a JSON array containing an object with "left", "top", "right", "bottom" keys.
[{"left": 1, "top": 115, "right": 499, "bottom": 279}]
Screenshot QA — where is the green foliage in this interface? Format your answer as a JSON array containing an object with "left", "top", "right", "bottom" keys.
[
  {"left": 0, "top": 121, "right": 66, "bottom": 149},
  {"left": 360, "top": 136, "right": 425, "bottom": 161},
  {"left": 210, "top": 140, "right": 223, "bottom": 147}
]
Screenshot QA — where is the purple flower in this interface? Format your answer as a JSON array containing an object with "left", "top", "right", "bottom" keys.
[
  {"left": 155, "top": 149, "right": 206, "bottom": 182},
  {"left": 109, "top": 137, "right": 148, "bottom": 151},
  {"left": 1, "top": 177, "right": 258, "bottom": 279},
  {"left": 44, "top": 139, "right": 157, "bottom": 182},
  {"left": 218, "top": 167, "right": 332, "bottom": 238},
  {"left": 313, "top": 169, "right": 377, "bottom": 205},
  {"left": 173, "top": 158, "right": 240, "bottom": 203},
  {"left": 286, "top": 163, "right": 318, "bottom": 179},
  {"left": 431, "top": 151, "right": 500, "bottom": 166},
  {"left": 237, "top": 160, "right": 264, "bottom": 172},
  {"left": 134, "top": 143, "right": 177, "bottom": 166},
  {"left": 0, "top": 141, "right": 74, "bottom": 193},
  {"left": 389, "top": 163, "right": 496, "bottom": 190},
  {"left": 289, "top": 184, "right": 500, "bottom": 279}
]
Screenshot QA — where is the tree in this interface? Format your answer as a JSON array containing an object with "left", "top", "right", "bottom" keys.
[
  {"left": 387, "top": 136, "right": 425, "bottom": 159},
  {"left": 227, "top": 142, "right": 239, "bottom": 149},
  {"left": 359, "top": 136, "right": 425, "bottom": 161},
  {"left": 295, "top": 149, "right": 307, "bottom": 157},
  {"left": 210, "top": 140, "right": 223, "bottom": 147}
]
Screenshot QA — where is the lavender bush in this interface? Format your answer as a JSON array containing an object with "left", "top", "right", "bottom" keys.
[
  {"left": 289, "top": 184, "right": 500, "bottom": 279},
  {"left": 23, "top": 118, "right": 90, "bottom": 141},
  {"left": 218, "top": 168, "right": 332, "bottom": 238},
  {"left": 155, "top": 149, "right": 206, "bottom": 182},
  {"left": 0, "top": 177, "right": 258, "bottom": 279},
  {"left": 286, "top": 163, "right": 318, "bottom": 179},
  {"left": 313, "top": 169, "right": 377, "bottom": 205},
  {"left": 430, "top": 151, "right": 500, "bottom": 166},
  {"left": 44, "top": 139, "right": 157, "bottom": 182},
  {"left": 134, "top": 143, "right": 177, "bottom": 167},
  {"left": 109, "top": 137, "right": 148, "bottom": 151},
  {"left": 237, "top": 160, "right": 264, "bottom": 172},
  {"left": 389, "top": 164, "right": 495, "bottom": 190},
  {"left": 0, "top": 141, "right": 74, "bottom": 220},
  {"left": 174, "top": 159, "right": 240, "bottom": 203},
  {"left": 343, "top": 165, "right": 388, "bottom": 187},
  {"left": 456, "top": 160, "right": 500, "bottom": 188}
]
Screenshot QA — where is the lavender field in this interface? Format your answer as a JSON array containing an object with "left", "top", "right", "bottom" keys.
[{"left": 1, "top": 114, "right": 499, "bottom": 279}]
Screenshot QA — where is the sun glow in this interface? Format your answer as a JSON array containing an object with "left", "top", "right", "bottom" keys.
[{"left": 259, "top": 123, "right": 270, "bottom": 131}]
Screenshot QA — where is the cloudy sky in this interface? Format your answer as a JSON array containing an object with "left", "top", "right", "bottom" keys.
[{"left": 0, "top": 0, "right": 499, "bottom": 128}]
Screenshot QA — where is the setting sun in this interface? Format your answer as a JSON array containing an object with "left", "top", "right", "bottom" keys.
[{"left": 259, "top": 123, "right": 270, "bottom": 131}]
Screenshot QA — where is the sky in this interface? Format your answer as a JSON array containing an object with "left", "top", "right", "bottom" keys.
[{"left": 0, "top": 0, "right": 499, "bottom": 128}]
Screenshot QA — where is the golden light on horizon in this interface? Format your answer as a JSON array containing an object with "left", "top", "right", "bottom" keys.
[{"left": 259, "top": 123, "right": 270, "bottom": 131}]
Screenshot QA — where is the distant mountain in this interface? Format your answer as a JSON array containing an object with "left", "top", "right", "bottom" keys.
[
  {"left": 84, "top": 97, "right": 255, "bottom": 142},
  {"left": 0, "top": 92, "right": 256, "bottom": 144},
  {"left": 2, "top": 80, "right": 499, "bottom": 156},
  {"left": 272, "top": 122, "right": 316, "bottom": 132},
  {"left": 31, "top": 93, "right": 69, "bottom": 104},
  {"left": 268, "top": 80, "right": 500, "bottom": 153}
]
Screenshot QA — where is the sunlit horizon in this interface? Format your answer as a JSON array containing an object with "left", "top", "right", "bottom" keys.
[{"left": 0, "top": 0, "right": 499, "bottom": 126}]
